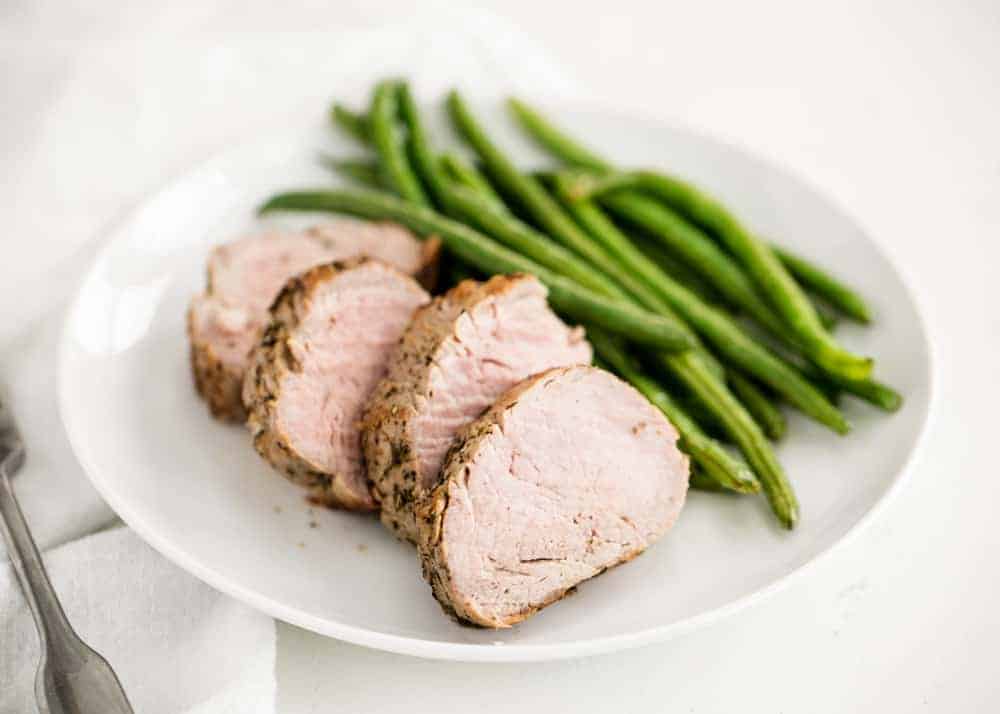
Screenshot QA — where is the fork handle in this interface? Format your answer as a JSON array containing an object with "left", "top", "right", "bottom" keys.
[{"left": 0, "top": 465, "right": 79, "bottom": 654}]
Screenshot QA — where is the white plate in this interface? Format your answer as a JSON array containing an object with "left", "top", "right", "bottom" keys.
[{"left": 59, "top": 102, "right": 933, "bottom": 662}]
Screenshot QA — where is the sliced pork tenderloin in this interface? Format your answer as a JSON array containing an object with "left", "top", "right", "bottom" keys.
[
  {"left": 361, "top": 274, "right": 592, "bottom": 542},
  {"left": 417, "top": 365, "right": 690, "bottom": 628},
  {"left": 188, "top": 221, "right": 440, "bottom": 420},
  {"left": 243, "top": 258, "right": 431, "bottom": 510}
]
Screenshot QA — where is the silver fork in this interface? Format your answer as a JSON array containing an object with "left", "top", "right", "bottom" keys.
[{"left": 0, "top": 397, "right": 134, "bottom": 714}]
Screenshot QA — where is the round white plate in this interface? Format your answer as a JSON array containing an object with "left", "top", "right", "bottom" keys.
[{"left": 59, "top": 102, "right": 933, "bottom": 662}]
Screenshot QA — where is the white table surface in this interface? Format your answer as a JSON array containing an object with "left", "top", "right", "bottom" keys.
[{"left": 4, "top": 1, "right": 998, "bottom": 710}]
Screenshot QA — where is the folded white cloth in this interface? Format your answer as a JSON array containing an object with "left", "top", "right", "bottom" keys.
[
  {"left": 0, "top": 527, "right": 276, "bottom": 713},
  {"left": 0, "top": 4, "right": 580, "bottom": 712}
]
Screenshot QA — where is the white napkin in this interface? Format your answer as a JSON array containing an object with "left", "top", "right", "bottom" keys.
[
  {"left": 0, "top": 528, "right": 276, "bottom": 713},
  {"left": 0, "top": 5, "right": 580, "bottom": 712}
]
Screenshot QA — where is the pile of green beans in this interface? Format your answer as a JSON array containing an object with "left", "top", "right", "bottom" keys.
[
  {"left": 507, "top": 96, "right": 901, "bottom": 412},
  {"left": 260, "top": 80, "right": 902, "bottom": 529}
]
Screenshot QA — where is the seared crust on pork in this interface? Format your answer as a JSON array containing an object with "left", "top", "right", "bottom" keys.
[{"left": 188, "top": 310, "right": 246, "bottom": 421}]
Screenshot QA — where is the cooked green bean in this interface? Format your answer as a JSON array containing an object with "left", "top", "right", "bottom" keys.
[
  {"left": 449, "top": 91, "right": 614, "bottom": 267},
  {"left": 591, "top": 330, "right": 759, "bottom": 495},
  {"left": 629, "top": 230, "right": 726, "bottom": 305},
  {"left": 330, "top": 103, "right": 371, "bottom": 144},
  {"left": 677, "top": 393, "right": 730, "bottom": 441},
  {"left": 369, "top": 80, "right": 430, "bottom": 206},
  {"left": 507, "top": 98, "right": 611, "bottom": 173},
  {"left": 689, "top": 465, "right": 729, "bottom": 493},
  {"left": 666, "top": 350, "right": 797, "bottom": 526},
  {"left": 260, "top": 189, "right": 693, "bottom": 353},
  {"left": 810, "top": 368, "right": 902, "bottom": 412},
  {"left": 444, "top": 185, "right": 625, "bottom": 298},
  {"left": 759, "top": 332, "right": 904, "bottom": 412},
  {"left": 772, "top": 245, "right": 872, "bottom": 324},
  {"left": 813, "top": 298, "right": 840, "bottom": 331},
  {"left": 396, "top": 82, "right": 451, "bottom": 208},
  {"left": 727, "top": 372, "right": 786, "bottom": 441},
  {"left": 438, "top": 153, "right": 506, "bottom": 211},
  {"left": 577, "top": 171, "right": 874, "bottom": 381},
  {"left": 319, "top": 155, "right": 380, "bottom": 188}
]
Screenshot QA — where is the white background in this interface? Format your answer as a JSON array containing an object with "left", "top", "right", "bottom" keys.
[{"left": 3, "top": 1, "right": 998, "bottom": 710}]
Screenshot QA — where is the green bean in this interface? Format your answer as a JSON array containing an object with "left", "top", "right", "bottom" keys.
[
  {"left": 507, "top": 98, "right": 611, "bottom": 173},
  {"left": 677, "top": 393, "right": 730, "bottom": 442},
  {"left": 629, "top": 230, "right": 726, "bottom": 305},
  {"left": 689, "top": 465, "right": 730, "bottom": 493},
  {"left": 396, "top": 82, "right": 451, "bottom": 209},
  {"left": 591, "top": 330, "right": 759, "bottom": 495},
  {"left": 259, "top": 189, "right": 693, "bottom": 353},
  {"left": 319, "top": 155, "right": 380, "bottom": 188},
  {"left": 810, "top": 369, "right": 902, "bottom": 412},
  {"left": 759, "top": 329, "right": 904, "bottom": 412},
  {"left": 369, "top": 80, "right": 430, "bottom": 206},
  {"left": 727, "top": 372, "right": 786, "bottom": 441},
  {"left": 667, "top": 350, "right": 797, "bottom": 526},
  {"left": 813, "top": 298, "right": 840, "bottom": 331},
  {"left": 577, "top": 171, "right": 874, "bottom": 381},
  {"left": 438, "top": 153, "right": 506, "bottom": 211},
  {"left": 330, "top": 103, "right": 371, "bottom": 144},
  {"left": 443, "top": 185, "right": 625, "bottom": 298},
  {"left": 549, "top": 174, "right": 848, "bottom": 435},
  {"left": 772, "top": 245, "right": 872, "bottom": 324},
  {"left": 449, "top": 91, "right": 613, "bottom": 267}
]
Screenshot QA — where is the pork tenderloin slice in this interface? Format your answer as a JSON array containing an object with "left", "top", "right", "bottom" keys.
[
  {"left": 362, "top": 274, "right": 592, "bottom": 542},
  {"left": 417, "top": 365, "right": 690, "bottom": 628},
  {"left": 243, "top": 258, "right": 431, "bottom": 510},
  {"left": 188, "top": 221, "right": 440, "bottom": 421}
]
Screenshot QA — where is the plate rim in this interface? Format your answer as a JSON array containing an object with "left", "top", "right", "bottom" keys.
[{"left": 57, "top": 102, "right": 937, "bottom": 662}]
